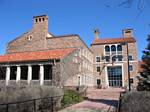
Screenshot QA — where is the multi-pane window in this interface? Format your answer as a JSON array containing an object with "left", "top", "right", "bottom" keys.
[
  {"left": 117, "top": 45, "right": 122, "bottom": 51},
  {"left": 118, "top": 55, "right": 123, "bottom": 61},
  {"left": 107, "top": 66, "right": 122, "bottom": 87},
  {"left": 96, "top": 56, "right": 100, "bottom": 62},
  {"left": 105, "top": 46, "right": 110, "bottom": 52},
  {"left": 128, "top": 55, "right": 133, "bottom": 61},
  {"left": 97, "top": 67, "right": 101, "bottom": 72},
  {"left": 112, "top": 55, "right": 117, "bottom": 62},
  {"left": 105, "top": 56, "right": 110, "bottom": 62},
  {"left": 129, "top": 65, "right": 133, "bottom": 71},
  {"left": 111, "top": 45, "right": 116, "bottom": 51}
]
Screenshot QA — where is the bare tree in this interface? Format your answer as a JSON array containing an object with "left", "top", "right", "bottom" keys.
[{"left": 105, "top": 0, "right": 148, "bottom": 19}]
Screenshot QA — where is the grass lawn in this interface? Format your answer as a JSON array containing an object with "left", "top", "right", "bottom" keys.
[{"left": 62, "top": 90, "right": 84, "bottom": 107}]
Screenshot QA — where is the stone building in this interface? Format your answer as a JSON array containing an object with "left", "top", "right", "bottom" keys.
[
  {"left": 0, "top": 15, "right": 94, "bottom": 87},
  {"left": 0, "top": 15, "right": 138, "bottom": 89},
  {"left": 91, "top": 29, "right": 138, "bottom": 89}
]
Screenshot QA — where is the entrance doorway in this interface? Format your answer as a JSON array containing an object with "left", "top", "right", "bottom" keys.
[{"left": 107, "top": 66, "right": 122, "bottom": 87}]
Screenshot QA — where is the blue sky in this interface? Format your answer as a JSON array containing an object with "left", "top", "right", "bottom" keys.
[{"left": 0, "top": 0, "right": 149, "bottom": 60}]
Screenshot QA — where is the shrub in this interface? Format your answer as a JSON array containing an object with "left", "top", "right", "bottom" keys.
[
  {"left": 62, "top": 90, "right": 83, "bottom": 107},
  {"left": 121, "top": 91, "right": 150, "bottom": 112}
]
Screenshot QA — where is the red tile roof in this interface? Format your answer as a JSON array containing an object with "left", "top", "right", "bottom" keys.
[
  {"left": 0, "top": 48, "right": 76, "bottom": 63},
  {"left": 91, "top": 37, "right": 136, "bottom": 45}
]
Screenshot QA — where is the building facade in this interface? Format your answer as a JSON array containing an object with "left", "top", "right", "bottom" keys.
[
  {"left": 0, "top": 15, "right": 138, "bottom": 89},
  {"left": 91, "top": 29, "right": 139, "bottom": 89},
  {"left": 0, "top": 15, "right": 94, "bottom": 88}
]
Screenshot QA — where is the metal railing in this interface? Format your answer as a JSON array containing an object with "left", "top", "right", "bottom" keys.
[
  {"left": 0, "top": 95, "right": 63, "bottom": 112},
  {"left": 0, "top": 87, "right": 87, "bottom": 112},
  {"left": 117, "top": 91, "right": 126, "bottom": 112}
]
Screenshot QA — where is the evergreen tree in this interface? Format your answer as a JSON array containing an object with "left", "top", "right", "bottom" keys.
[{"left": 137, "top": 35, "right": 150, "bottom": 91}]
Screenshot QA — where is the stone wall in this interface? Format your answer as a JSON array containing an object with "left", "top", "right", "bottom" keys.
[{"left": 6, "top": 15, "right": 48, "bottom": 54}]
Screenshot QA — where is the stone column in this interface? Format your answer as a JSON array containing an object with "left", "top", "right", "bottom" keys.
[
  {"left": 28, "top": 65, "right": 32, "bottom": 85},
  {"left": 6, "top": 66, "right": 10, "bottom": 86},
  {"left": 16, "top": 66, "right": 21, "bottom": 83},
  {"left": 40, "top": 64, "right": 44, "bottom": 85}
]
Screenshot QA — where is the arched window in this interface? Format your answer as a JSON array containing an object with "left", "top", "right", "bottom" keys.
[
  {"left": 117, "top": 45, "right": 122, "bottom": 51},
  {"left": 112, "top": 55, "right": 117, "bottom": 62},
  {"left": 111, "top": 45, "right": 116, "bottom": 52},
  {"left": 105, "top": 46, "right": 110, "bottom": 52}
]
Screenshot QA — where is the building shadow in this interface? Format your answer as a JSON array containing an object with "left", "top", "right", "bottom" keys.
[{"left": 86, "top": 98, "right": 118, "bottom": 107}]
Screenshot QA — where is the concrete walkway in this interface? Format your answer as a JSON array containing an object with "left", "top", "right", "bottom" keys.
[{"left": 59, "top": 88, "right": 125, "bottom": 112}]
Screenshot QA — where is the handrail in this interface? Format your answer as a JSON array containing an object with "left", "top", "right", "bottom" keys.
[
  {"left": 0, "top": 95, "right": 63, "bottom": 105},
  {"left": 117, "top": 92, "right": 122, "bottom": 112}
]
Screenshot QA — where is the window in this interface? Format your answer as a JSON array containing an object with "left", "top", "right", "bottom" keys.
[
  {"left": 117, "top": 45, "right": 122, "bottom": 51},
  {"left": 39, "top": 18, "right": 41, "bottom": 22},
  {"left": 0, "top": 67, "right": 6, "bottom": 80},
  {"left": 129, "top": 65, "right": 133, "bottom": 71},
  {"left": 105, "top": 46, "right": 110, "bottom": 52},
  {"left": 111, "top": 45, "right": 116, "bottom": 51},
  {"left": 97, "top": 67, "right": 101, "bottom": 72},
  {"left": 96, "top": 56, "right": 100, "bottom": 62},
  {"left": 118, "top": 55, "right": 123, "bottom": 61},
  {"left": 42, "top": 18, "right": 45, "bottom": 21},
  {"left": 107, "top": 66, "right": 122, "bottom": 87},
  {"left": 97, "top": 79, "right": 101, "bottom": 85},
  {"left": 35, "top": 19, "right": 38, "bottom": 22},
  {"left": 130, "top": 78, "right": 134, "bottom": 83},
  {"left": 105, "top": 56, "right": 110, "bottom": 62},
  {"left": 128, "top": 55, "right": 133, "bottom": 61},
  {"left": 112, "top": 55, "right": 117, "bottom": 62},
  {"left": 28, "top": 35, "right": 32, "bottom": 41},
  {"left": 10, "top": 66, "right": 17, "bottom": 80}
]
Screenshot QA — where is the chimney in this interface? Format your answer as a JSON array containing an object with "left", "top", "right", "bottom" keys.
[
  {"left": 94, "top": 29, "right": 100, "bottom": 39},
  {"left": 122, "top": 29, "right": 133, "bottom": 38},
  {"left": 33, "top": 15, "right": 48, "bottom": 33}
]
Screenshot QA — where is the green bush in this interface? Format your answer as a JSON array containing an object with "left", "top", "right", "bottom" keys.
[
  {"left": 121, "top": 91, "right": 150, "bottom": 112},
  {"left": 62, "top": 90, "right": 83, "bottom": 107}
]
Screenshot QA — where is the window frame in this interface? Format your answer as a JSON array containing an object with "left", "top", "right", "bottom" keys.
[
  {"left": 111, "top": 45, "right": 116, "bottom": 52},
  {"left": 96, "top": 66, "right": 101, "bottom": 72},
  {"left": 129, "top": 65, "right": 133, "bottom": 71},
  {"left": 105, "top": 45, "right": 110, "bottom": 52},
  {"left": 117, "top": 45, "right": 122, "bottom": 51},
  {"left": 118, "top": 55, "right": 123, "bottom": 61},
  {"left": 128, "top": 55, "right": 133, "bottom": 61},
  {"left": 96, "top": 56, "right": 100, "bottom": 62}
]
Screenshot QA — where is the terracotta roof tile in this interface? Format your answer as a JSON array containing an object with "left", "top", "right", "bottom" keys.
[
  {"left": 0, "top": 48, "right": 76, "bottom": 63},
  {"left": 91, "top": 37, "right": 136, "bottom": 45}
]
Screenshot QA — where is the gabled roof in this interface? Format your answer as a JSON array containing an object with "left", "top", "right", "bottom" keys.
[
  {"left": 91, "top": 37, "right": 136, "bottom": 45},
  {"left": 0, "top": 48, "right": 76, "bottom": 63}
]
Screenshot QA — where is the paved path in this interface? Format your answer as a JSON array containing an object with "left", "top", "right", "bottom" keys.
[{"left": 59, "top": 88, "right": 124, "bottom": 112}]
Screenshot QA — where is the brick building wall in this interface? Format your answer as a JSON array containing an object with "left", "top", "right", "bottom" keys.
[{"left": 91, "top": 29, "right": 139, "bottom": 89}]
